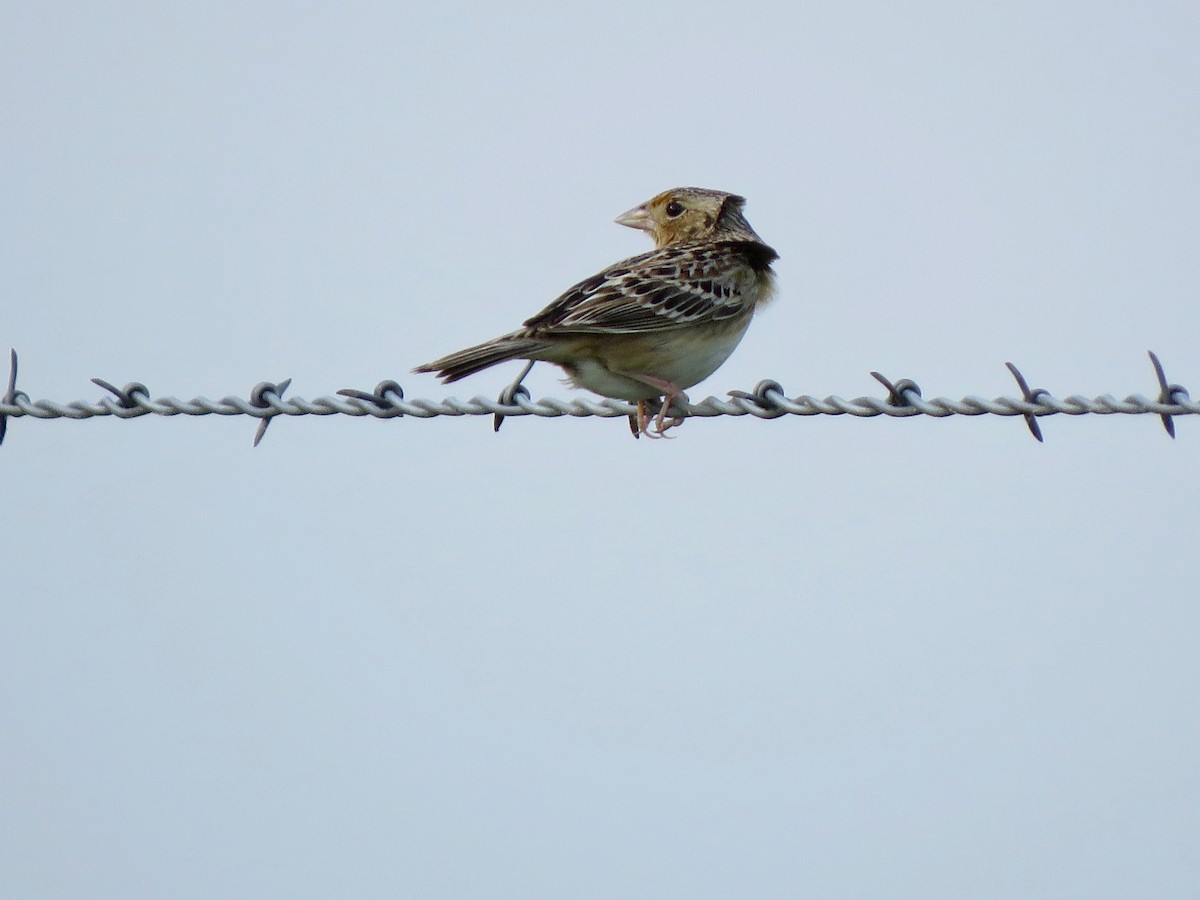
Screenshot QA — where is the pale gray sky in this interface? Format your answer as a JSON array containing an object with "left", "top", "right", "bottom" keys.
[{"left": 4, "top": 2, "right": 1200, "bottom": 897}]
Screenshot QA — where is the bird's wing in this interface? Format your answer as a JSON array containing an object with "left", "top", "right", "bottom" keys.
[{"left": 521, "top": 242, "right": 769, "bottom": 335}]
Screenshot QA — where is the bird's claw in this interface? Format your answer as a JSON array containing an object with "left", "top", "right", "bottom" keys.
[{"left": 634, "top": 393, "right": 686, "bottom": 438}]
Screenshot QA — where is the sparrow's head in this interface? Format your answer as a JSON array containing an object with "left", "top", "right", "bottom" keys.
[{"left": 615, "top": 187, "right": 762, "bottom": 248}]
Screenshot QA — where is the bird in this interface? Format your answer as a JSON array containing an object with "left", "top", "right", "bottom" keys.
[{"left": 413, "top": 187, "right": 779, "bottom": 437}]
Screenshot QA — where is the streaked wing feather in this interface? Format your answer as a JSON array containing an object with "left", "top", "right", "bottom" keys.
[{"left": 521, "top": 243, "right": 754, "bottom": 335}]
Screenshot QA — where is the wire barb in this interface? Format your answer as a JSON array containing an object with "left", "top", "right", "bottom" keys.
[
  {"left": 493, "top": 360, "right": 535, "bottom": 433},
  {"left": 0, "top": 349, "right": 19, "bottom": 446},
  {"left": 870, "top": 372, "right": 923, "bottom": 408},
  {"left": 1005, "top": 362, "right": 1048, "bottom": 442},
  {"left": 91, "top": 378, "right": 150, "bottom": 410},
  {"left": 1147, "top": 351, "right": 1188, "bottom": 439},
  {"left": 336, "top": 380, "right": 405, "bottom": 411},
  {"left": 729, "top": 379, "right": 787, "bottom": 414},
  {"left": 249, "top": 379, "right": 293, "bottom": 447}
]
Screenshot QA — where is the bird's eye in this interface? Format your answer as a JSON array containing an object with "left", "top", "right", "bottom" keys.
[{"left": 665, "top": 201, "right": 685, "bottom": 218}]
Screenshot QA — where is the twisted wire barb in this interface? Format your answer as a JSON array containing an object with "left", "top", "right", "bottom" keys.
[{"left": 0, "top": 349, "right": 1194, "bottom": 446}]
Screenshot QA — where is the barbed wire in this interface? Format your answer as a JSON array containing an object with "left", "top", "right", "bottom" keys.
[{"left": 0, "top": 348, "right": 1194, "bottom": 446}]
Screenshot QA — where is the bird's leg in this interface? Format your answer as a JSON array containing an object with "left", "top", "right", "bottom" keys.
[{"left": 615, "top": 372, "right": 687, "bottom": 438}]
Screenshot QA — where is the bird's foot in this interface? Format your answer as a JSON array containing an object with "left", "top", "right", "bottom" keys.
[
  {"left": 635, "top": 399, "right": 665, "bottom": 439},
  {"left": 649, "top": 390, "right": 688, "bottom": 437},
  {"left": 617, "top": 373, "right": 687, "bottom": 439}
]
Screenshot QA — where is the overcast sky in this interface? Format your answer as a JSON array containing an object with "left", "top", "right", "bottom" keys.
[{"left": 4, "top": 2, "right": 1199, "bottom": 897}]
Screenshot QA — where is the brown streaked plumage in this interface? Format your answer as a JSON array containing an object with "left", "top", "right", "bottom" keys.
[{"left": 414, "top": 187, "right": 779, "bottom": 437}]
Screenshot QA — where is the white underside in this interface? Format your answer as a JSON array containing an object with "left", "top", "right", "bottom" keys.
[{"left": 565, "top": 319, "right": 752, "bottom": 401}]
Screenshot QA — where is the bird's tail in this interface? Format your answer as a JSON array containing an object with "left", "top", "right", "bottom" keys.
[{"left": 413, "top": 334, "right": 552, "bottom": 383}]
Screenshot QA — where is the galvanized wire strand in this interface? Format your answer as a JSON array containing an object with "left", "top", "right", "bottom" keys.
[{"left": 0, "top": 349, "right": 1195, "bottom": 445}]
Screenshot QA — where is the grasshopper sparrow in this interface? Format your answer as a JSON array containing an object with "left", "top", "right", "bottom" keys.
[{"left": 414, "top": 187, "right": 778, "bottom": 437}]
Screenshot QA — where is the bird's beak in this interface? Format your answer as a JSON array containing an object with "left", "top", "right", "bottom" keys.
[{"left": 615, "top": 205, "right": 652, "bottom": 232}]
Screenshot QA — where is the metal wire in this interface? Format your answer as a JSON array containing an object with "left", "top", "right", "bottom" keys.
[{"left": 0, "top": 348, "right": 1194, "bottom": 446}]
